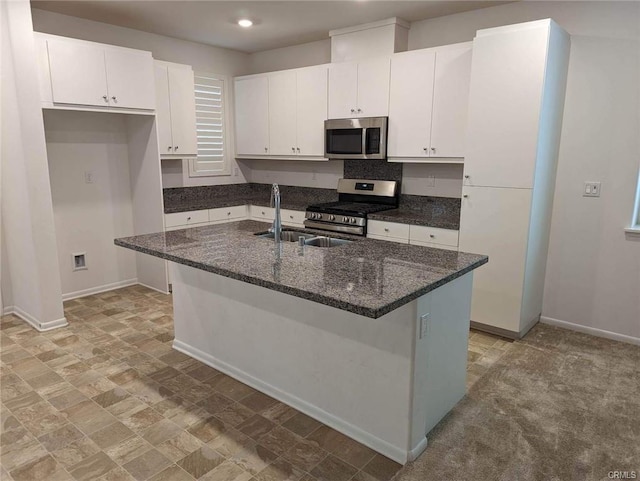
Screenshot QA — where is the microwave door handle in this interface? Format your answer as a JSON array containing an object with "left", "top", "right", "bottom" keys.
[{"left": 361, "top": 128, "right": 367, "bottom": 157}]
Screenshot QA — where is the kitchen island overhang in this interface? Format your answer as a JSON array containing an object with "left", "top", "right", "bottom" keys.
[{"left": 115, "top": 220, "right": 487, "bottom": 464}]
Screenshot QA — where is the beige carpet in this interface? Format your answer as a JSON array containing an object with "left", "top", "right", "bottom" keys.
[{"left": 395, "top": 324, "right": 640, "bottom": 481}]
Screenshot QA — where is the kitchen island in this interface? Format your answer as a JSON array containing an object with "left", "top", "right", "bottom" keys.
[{"left": 115, "top": 220, "right": 487, "bottom": 463}]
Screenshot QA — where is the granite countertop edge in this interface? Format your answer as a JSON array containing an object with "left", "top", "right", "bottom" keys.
[{"left": 114, "top": 237, "right": 487, "bottom": 319}]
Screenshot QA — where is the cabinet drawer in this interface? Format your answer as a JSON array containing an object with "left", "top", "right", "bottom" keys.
[
  {"left": 165, "top": 210, "right": 209, "bottom": 228},
  {"left": 367, "top": 220, "right": 410, "bottom": 240},
  {"left": 409, "top": 225, "right": 459, "bottom": 247},
  {"left": 281, "top": 209, "right": 305, "bottom": 226},
  {"left": 209, "top": 205, "right": 248, "bottom": 223},
  {"left": 250, "top": 205, "right": 275, "bottom": 221},
  {"left": 409, "top": 239, "right": 458, "bottom": 251}
]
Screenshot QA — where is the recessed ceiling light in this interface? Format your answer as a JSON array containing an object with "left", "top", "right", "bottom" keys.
[{"left": 238, "top": 19, "right": 253, "bottom": 28}]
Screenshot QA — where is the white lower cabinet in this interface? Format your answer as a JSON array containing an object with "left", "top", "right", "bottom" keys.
[
  {"left": 249, "top": 205, "right": 276, "bottom": 222},
  {"left": 409, "top": 225, "right": 459, "bottom": 250},
  {"left": 281, "top": 209, "right": 306, "bottom": 227},
  {"left": 367, "top": 221, "right": 410, "bottom": 244},
  {"left": 458, "top": 186, "right": 532, "bottom": 333},
  {"left": 165, "top": 210, "right": 209, "bottom": 229},
  {"left": 209, "top": 205, "right": 248, "bottom": 224}
]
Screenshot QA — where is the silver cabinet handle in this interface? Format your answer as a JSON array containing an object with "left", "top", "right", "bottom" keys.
[
  {"left": 289, "top": 215, "right": 294, "bottom": 219},
  {"left": 291, "top": 147, "right": 295, "bottom": 152},
  {"left": 111, "top": 96, "right": 117, "bottom": 102},
  {"left": 463, "top": 194, "right": 469, "bottom": 198},
  {"left": 261, "top": 211, "right": 265, "bottom": 215},
  {"left": 357, "top": 108, "right": 362, "bottom": 113},
  {"left": 384, "top": 228, "right": 390, "bottom": 232},
  {"left": 431, "top": 147, "right": 436, "bottom": 153},
  {"left": 187, "top": 216, "right": 191, "bottom": 220},
  {"left": 423, "top": 147, "right": 428, "bottom": 152},
  {"left": 296, "top": 147, "right": 300, "bottom": 153},
  {"left": 464, "top": 175, "right": 470, "bottom": 179},
  {"left": 264, "top": 147, "right": 268, "bottom": 153},
  {"left": 175, "top": 146, "right": 179, "bottom": 151},
  {"left": 227, "top": 212, "right": 231, "bottom": 216},
  {"left": 350, "top": 108, "right": 355, "bottom": 113},
  {"left": 102, "top": 95, "right": 108, "bottom": 102},
  {"left": 430, "top": 234, "right": 435, "bottom": 238},
  {"left": 168, "top": 146, "right": 172, "bottom": 151}
]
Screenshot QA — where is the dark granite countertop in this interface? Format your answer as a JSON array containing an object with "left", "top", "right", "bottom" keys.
[
  {"left": 115, "top": 220, "right": 487, "bottom": 318},
  {"left": 163, "top": 184, "right": 461, "bottom": 230}
]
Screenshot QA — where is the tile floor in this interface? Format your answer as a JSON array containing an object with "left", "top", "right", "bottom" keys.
[{"left": 0, "top": 286, "right": 509, "bottom": 481}]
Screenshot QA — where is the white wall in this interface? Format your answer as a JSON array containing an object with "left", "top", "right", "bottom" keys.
[
  {"left": 44, "top": 111, "right": 138, "bottom": 298},
  {"left": 1, "top": 0, "right": 66, "bottom": 329},
  {"left": 31, "top": 8, "right": 251, "bottom": 188},
  {"left": 248, "top": 39, "right": 331, "bottom": 74}
]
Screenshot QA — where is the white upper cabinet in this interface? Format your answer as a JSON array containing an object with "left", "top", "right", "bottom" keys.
[
  {"left": 45, "top": 35, "right": 154, "bottom": 110},
  {"left": 328, "top": 62, "right": 358, "bottom": 119},
  {"left": 268, "top": 71, "right": 298, "bottom": 156},
  {"left": 235, "top": 76, "right": 270, "bottom": 156},
  {"left": 235, "top": 65, "right": 328, "bottom": 158},
  {"left": 47, "top": 39, "right": 109, "bottom": 107},
  {"left": 155, "top": 61, "right": 198, "bottom": 157},
  {"left": 104, "top": 49, "right": 155, "bottom": 110},
  {"left": 295, "top": 65, "right": 328, "bottom": 156},
  {"left": 388, "top": 43, "right": 471, "bottom": 160},
  {"left": 464, "top": 26, "right": 550, "bottom": 188},
  {"left": 430, "top": 45, "right": 472, "bottom": 158},
  {"left": 388, "top": 49, "right": 436, "bottom": 158},
  {"left": 328, "top": 57, "right": 390, "bottom": 119}
]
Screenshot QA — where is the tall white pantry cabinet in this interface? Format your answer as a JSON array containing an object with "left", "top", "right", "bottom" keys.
[{"left": 459, "top": 19, "right": 571, "bottom": 338}]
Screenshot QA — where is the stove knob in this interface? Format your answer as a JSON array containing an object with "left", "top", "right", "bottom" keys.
[
  {"left": 350, "top": 218, "right": 357, "bottom": 224},
  {"left": 317, "top": 214, "right": 323, "bottom": 220},
  {"left": 329, "top": 215, "right": 335, "bottom": 221},
  {"left": 311, "top": 213, "right": 317, "bottom": 219},
  {"left": 343, "top": 217, "right": 349, "bottom": 223}
]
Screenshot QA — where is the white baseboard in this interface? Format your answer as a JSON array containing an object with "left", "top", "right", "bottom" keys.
[
  {"left": 172, "top": 339, "right": 409, "bottom": 464},
  {"left": 137, "top": 282, "right": 170, "bottom": 296},
  {"left": 62, "top": 278, "right": 138, "bottom": 301},
  {"left": 2, "top": 305, "right": 68, "bottom": 332},
  {"left": 408, "top": 437, "right": 429, "bottom": 462},
  {"left": 540, "top": 316, "right": 640, "bottom": 346}
]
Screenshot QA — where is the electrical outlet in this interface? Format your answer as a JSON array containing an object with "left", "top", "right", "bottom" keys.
[
  {"left": 419, "top": 313, "right": 430, "bottom": 339},
  {"left": 583, "top": 182, "right": 601, "bottom": 197},
  {"left": 84, "top": 171, "right": 95, "bottom": 184}
]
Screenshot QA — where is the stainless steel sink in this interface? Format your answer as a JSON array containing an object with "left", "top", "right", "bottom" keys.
[
  {"left": 304, "top": 236, "right": 351, "bottom": 248},
  {"left": 255, "top": 230, "right": 314, "bottom": 242},
  {"left": 255, "top": 230, "right": 352, "bottom": 248}
]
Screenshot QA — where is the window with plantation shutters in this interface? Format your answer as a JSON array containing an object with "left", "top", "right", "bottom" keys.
[{"left": 188, "top": 72, "right": 230, "bottom": 177}]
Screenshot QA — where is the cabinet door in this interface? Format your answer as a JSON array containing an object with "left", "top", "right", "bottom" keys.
[
  {"left": 388, "top": 50, "right": 435, "bottom": 158},
  {"left": 168, "top": 66, "right": 198, "bottom": 156},
  {"left": 268, "top": 71, "right": 298, "bottom": 156},
  {"left": 154, "top": 64, "right": 174, "bottom": 155},
  {"left": 47, "top": 39, "right": 108, "bottom": 107},
  {"left": 296, "top": 66, "right": 328, "bottom": 156},
  {"left": 328, "top": 62, "right": 358, "bottom": 119},
  {"left": 458, "top": 186, "right": 531, "bottom": 332},
  {"left": 235, "top": 76, "right": 270, "bottom": 155},
  {"left": 356, "top": 57, "right": 390, "bottom": 117},
  {"left": 464, "top": 25, "right": 549, "bottom": 188},
  {"left": 104, "top": 49, "right": 155, "bottom": 109},
  {"left": 430, "top": 45, "right": 472, "bottom": 158}
]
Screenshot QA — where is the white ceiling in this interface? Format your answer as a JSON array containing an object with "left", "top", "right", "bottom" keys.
[{"left": 31, "top": 1, "right": 511, "bottom": 53}]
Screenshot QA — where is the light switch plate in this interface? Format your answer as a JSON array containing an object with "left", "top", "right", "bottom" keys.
[{"left": 583, "top": 182, "right": 601, "bottom": 197}]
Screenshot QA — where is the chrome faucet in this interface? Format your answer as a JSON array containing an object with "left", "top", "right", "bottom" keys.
[{"left": 269, "top": 183, "right": 282, "bottom": 245}]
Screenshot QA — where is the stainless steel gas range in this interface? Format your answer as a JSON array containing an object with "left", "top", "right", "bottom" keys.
[{"left": 304, "top": 179, "right": 399, "bottom": 236}]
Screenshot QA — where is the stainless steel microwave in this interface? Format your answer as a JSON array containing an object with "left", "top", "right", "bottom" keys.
[{"left": 324, "top": 117, "right": 388, "bottom": 160}]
